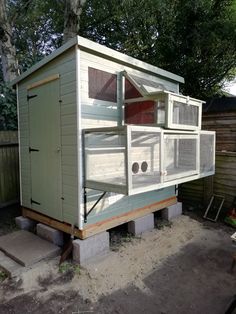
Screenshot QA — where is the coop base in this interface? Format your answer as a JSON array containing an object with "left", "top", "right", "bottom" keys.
[{"left": 21, "top": 195, "right": 177, "bottom": 239}]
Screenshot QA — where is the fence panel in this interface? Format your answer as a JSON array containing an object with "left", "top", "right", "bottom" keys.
[
  {"left": 179, "top": 152, "right": 236, "bottom": 209},
  {"left": 0, "top": 131, "right": 20, "bottom": 207}
]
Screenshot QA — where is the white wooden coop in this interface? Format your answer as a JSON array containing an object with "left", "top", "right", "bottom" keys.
[{"left": 12, "top": 36, "right": 215, "bottom": 238}]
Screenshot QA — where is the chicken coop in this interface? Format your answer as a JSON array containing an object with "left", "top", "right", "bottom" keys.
[{"left": 12, "top": 36, "right": 215, "bottom": 238}]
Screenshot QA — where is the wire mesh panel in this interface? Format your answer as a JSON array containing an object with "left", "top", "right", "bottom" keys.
[
  {"left": 84, "top": 129, "right": 127, "bottom": 193},
  {"left": 172, "top": 101, "right": 199, "bottom": 127},
  {"left": 84, "top": 127, "right": 214, "bottom": 195},
  {"left": 200, "top": 132, "right": 215, "bottom": 175},
  {"left": 130, "top": 130, "right": 161, "bottom": 191},
  {"left": 163, "top": 134, "right": 198, "bottom": 182}
]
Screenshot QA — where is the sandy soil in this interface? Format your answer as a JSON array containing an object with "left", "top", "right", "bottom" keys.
[{"left": 0, "top": 214, "right": 236, "bottom": 314}]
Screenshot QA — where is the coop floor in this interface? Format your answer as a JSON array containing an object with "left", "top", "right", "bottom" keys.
[{"left": 0, "top": 213, "right": 236, "bottom": 314}]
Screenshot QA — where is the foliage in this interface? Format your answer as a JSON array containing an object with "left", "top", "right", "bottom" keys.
[
  {"left": 59, "top": 261, "right": 80, "bottom": 275},
  {"left": 0, "top": 270, "right": 8, "bottom": 282},
  {"left": 80, "top": 0, "right": 236, "bottom": 99},
  {"left": 1, "top": 0, "right": 235, "bottom": 101},
  {"left": 8, "top": 0, "right": 65, "bottom": 72},
  {"left": 0, "top": 82, "right": 17, "bottom": 130},
  {"left": 0, "top": 0, "right": 65, "bottom": 131}
]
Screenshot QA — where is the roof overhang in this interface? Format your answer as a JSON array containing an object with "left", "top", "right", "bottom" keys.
[{"left": 11, "top": 36, "right": 185, "bottom": 87}]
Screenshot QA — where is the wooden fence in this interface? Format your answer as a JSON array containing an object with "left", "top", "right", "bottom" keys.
[
  {"left": 179, "top": 151, "right": 236, "bottom": 209},
  {"left": 0, "top": 131, "right": 20, "bottom": 207},
  {"left": 202, "top": 111, "right": 236, "bottom": 152}
]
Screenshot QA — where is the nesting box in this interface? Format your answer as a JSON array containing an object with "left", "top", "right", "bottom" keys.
[{"left": 12, "top": 36, "right": 215, "bottom": 238}]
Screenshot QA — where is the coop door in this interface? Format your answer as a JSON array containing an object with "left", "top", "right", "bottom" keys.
[{"left": 28, "top": 77, "right": 62, "bottom": 221}]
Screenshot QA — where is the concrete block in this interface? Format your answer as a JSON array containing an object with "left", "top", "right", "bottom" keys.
[
  {"left": 73, "top": 231, "right": 109, "bottom": 265},
  {"left": 162, "top": 202, "right": 182, "bottom": 221},
  {"left": 36, "top": 223, "right": 64, "bottom": 247},
  {"left": 15, "top": 216, "right": 37, "bottom": 231},
  {"left": 128, "top": 213, "right": 154, "bottom": 235}
]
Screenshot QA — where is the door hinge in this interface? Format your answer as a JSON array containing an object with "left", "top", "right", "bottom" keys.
[
  {"left": 27, "top": 94, "right": 37, "bottom": 101},
  {"left": 30, "top": 198, "right": 41, "bottom": 205},
  {"left": 29, "top": 147, "right": 39, "bottom": 153}
]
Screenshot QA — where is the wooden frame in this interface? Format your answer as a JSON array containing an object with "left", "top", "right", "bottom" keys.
[
  {"left": 167, "top": 93, "right": 202, "bottom": 130},
  {"left": 198, "top": 130, "right": 216, "bottom": 179},
  {"left": 203, "top": 194, "right": 225, "bottom": 222},
  {"left": 123, "top": 79, "right": 203, "bottom": 131},
  {"left": 22, "top": 195, "right": 177, "bottom": 238},
  {"left": 27, "top": 74, "right": 60, "bottom": 90},
  {"left": 83, "top": 126, "right": 214, "bottom": 196}
]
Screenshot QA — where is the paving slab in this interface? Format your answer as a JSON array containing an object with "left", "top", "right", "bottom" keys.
[
  {"left": 0, "top": 230, "right": 61, "bottom": 266},
  {"left": 0, "top": 251, "right": 24, "bottom": 277}
]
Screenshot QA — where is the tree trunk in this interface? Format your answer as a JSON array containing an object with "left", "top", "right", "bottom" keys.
[
  {"left": 63, "top": 0, "right": 86, "bottom": 43},
  {"left": 0, "top": 0, "right": 18, "bottom": 82}
]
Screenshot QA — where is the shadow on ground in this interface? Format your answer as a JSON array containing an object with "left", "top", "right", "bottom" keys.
[
  {"left": 1, "top": 232, "right": 236, "bottom": 314},
  {"left": 95, "top": 240, "right": 236, "bottom": 314}
]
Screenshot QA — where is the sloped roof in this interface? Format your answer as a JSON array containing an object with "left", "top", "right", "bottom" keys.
[{"left": 11, "top": 36, "right": 184, "bottom": 86}]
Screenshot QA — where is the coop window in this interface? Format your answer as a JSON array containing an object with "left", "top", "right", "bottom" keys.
[
  {"left": 124, "top": 72, "right": 166, "bottom": 97},
  {"left": 88, "top": 67, "right": 117, "bottom": 102},
  {"left": 125, "top": 101, "right": 155, "bottom": 124}
]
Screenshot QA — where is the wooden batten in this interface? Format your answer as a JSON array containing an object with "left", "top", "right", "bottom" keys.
[
  {"left": 81, "top": 196, "right": 177, "bottom": 238},
  {"left": 22, "top": 207, "right": 83, "bottom": 238},
  {"left": 22, "top": 195, "right": 177, "bottom": 239},
  {"left": 27, "top": 74, "right": 60, "bottom": 90}
]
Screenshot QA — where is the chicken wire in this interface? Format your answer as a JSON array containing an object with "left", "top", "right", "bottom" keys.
[
  {"left": 163, "top": 135, "right": 198, "bottom": 182},
  {"left": 130, "top": 131, "right": 161, "bottom": 189},
  {"left": 84, "top": 130, "right": 127, "bottom": 187},
  {"left": 172, "top": 101, "right": 199, "bottom": 127},
  {"left": 200, "top": 132, "right": 215, "bottom": 174}
]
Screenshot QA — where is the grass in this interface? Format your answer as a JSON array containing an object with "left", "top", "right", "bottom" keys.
[
  {"left": 155, "top": 218, "right": 173, "bottom": 230},
  {"left": 110, "top": 231, "right": 142, "bottom": 252},
  {"left": 0, "top": 270, "right": 8, "bottom": 282},
  {"left": 59, "top": 262, "right": 80, "bottom": 276}
]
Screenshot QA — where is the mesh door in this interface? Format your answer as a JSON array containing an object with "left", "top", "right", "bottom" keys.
[
  {"left": 172, "top": 101, "right": 199, "bottom": 127},
  {"left": 84, "top": 131, "right": 126, "bottom": 187},
  {"left": 200, "top": 133, "right": 215, "bottom": 174},
  {"left": 130, "top": 131, "right": 161, "bottom": 190},
  {"left": 163, "top": 135, "right": 198, "bottom": 182}
]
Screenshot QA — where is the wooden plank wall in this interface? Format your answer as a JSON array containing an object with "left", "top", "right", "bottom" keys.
[
  {"left": 179, "top": 152, "right": 236, "bottom": 209},
  {"left": 202, "top": 112, "right": 236, "bottom": 152},
  {"left": 79, "top": 49, "right": 179, "bottom": 226},
  {"left": 0, "top": 131, "right": 19, "bottom": 207},
  {"left": 17, "top": 48, "right": 78, "bottom": 225}
]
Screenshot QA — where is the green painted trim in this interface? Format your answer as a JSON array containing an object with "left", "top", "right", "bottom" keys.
[{"left": 84, "top": 186, "right": 175, "bottom": 226}]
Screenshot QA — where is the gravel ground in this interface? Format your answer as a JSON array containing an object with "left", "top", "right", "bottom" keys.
[{"left": 0, "top": 210, "right": 236, "bottom": 314}]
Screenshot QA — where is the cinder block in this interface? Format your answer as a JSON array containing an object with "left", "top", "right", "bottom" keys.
[
  {"left": 36, "top": 223, "right": 64, "bottom": 247},
  {"left": 15, "top": 216, "right": 37, "bottom": 231},
  {"left": 128, "top": 213, "right": 154, "bottom": 235},
  {"left": 162, "top": 202, "right": 182, "bottom": 220},
  {"left": 73, "top": 231, "right": 109, "bottom": 265}
]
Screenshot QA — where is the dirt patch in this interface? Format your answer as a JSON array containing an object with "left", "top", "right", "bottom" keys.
[{"left": 0, "top": 215, "right": 236, "bottom": 314}]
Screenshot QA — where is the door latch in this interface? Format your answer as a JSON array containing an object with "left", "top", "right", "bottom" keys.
[
  {"left": 27, "top": 94, "right": 37, "bottom": 101},
  {"left": 30, "top": 198, "right": 41, "bottom": 205},
  {"left": 29, "top": 147, "right": 39, "bottom": 153}
]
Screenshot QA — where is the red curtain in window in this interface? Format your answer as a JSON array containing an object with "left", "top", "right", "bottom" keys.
[{"left": 125, "top": 101, "right": 155, "bottom": 124}]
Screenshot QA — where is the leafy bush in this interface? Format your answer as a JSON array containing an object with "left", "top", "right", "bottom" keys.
[{"left": 0, "top": 83, "right": 17, "bottom": 130}]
